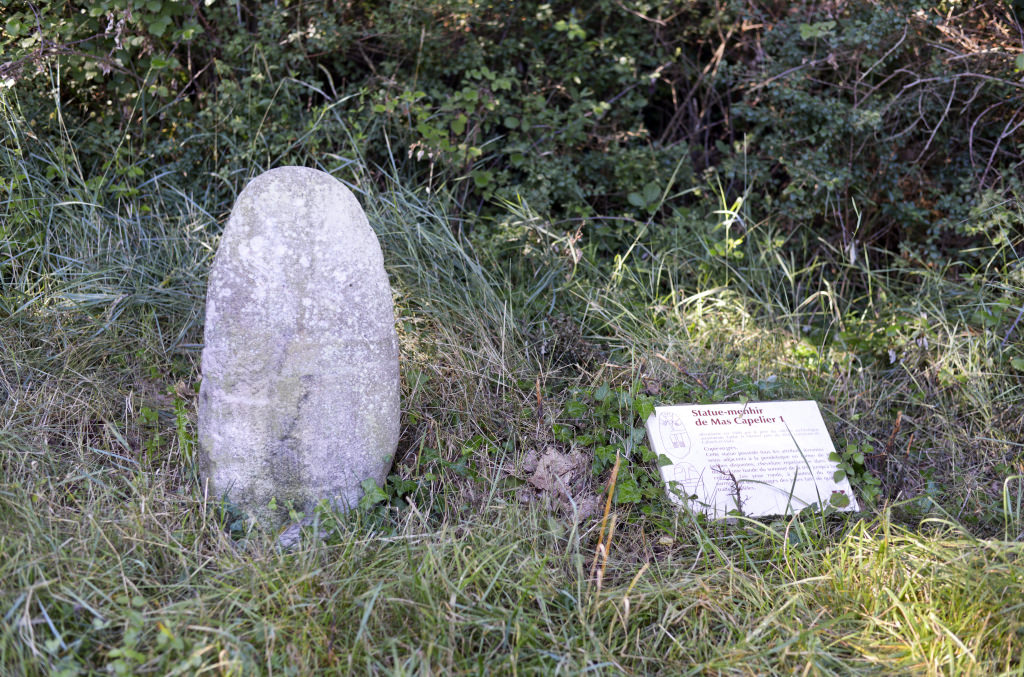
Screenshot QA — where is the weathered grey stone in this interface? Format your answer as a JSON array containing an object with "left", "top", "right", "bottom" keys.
[{"left": 198, "top": 166, "right": 400, "bottom": 528}]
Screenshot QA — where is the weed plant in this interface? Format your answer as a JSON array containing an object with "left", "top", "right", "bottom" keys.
[{"left": 3, "top": 75, "right": 1024, "bottom": 675}]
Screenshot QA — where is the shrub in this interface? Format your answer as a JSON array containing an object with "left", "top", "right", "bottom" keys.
[{"left": 3, "top": 0, "right": 1021, "bottom": 263}]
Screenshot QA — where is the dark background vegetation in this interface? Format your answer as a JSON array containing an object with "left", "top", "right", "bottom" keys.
[{"left": 4, "top": 0, "right": 1022, "bottom": 259}]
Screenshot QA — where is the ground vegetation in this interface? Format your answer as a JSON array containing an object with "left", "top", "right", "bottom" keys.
[{"left": 2, "top": 0, "right": 1024, "bottom": 673}]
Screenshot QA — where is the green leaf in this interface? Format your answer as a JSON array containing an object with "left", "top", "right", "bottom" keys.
[
  {"left": 552, "top": 423, "right": 573, "bottom": 442},
  {"left": 504, "top": 116, "right": 519, "bottom": 129},
  {"left": 178, "top": 22, "right": 203, "bottom": 40},
  {"left": 627, "top": 192, "right": 645, "bottom": 208},
  {"left": 594, "top": 444, "right": 617, "bottom": 470},
  {"left": 564, "top": 399, "right": 588, "bottom": 417},
  {"left": 799, "top": 21, "right": 835, "bottom": 39},
  {"left": 450, "top": 114, "right": 467, "bottom": 136},
  {"left": 1011, "top": 357, "right": 1024, "bottom": 371},
  {"left": 594, "top": 383, "right": 611, "bottom": 402},
  {"left": 358, "top": 478, "right": 387, "bottom": 510},
  {"left": 829, "top": 491, "right": 851, "bottom": 508},
  {"left": 148, "top": 15, "right": 172, "bottom": 38},
  {"left": 657, "top": 453, "right": 673, "bottom": 467},
  {"left": 634, "top": 396, "right": 655, "bottom": 422},
  {"left": 833, "top": 469, "right": 846, "bottom": 482},
  {"left": 472, "top": 170, "right": 492, "bottom": 188},
  {"left": 643, "top": 181, "right": 660, "bottom": 205},
  {"left": 388, "top": 475, "right": 418, "bottom": 497},
  {"left": 1015, "top": 54, "right": 1024, "bottom": 72},
  {"left": 614, "top": 470, "right": 642, "bottom": 503}
]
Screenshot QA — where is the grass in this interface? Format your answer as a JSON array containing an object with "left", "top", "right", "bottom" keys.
[{"left": 3, "top": 82, "right": 1024, "bottom": 675}]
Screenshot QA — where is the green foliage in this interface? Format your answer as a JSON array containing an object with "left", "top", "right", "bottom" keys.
[
  {"left": 1, "top": 0, "right": 203, "bottom": 91},
  {"left": 361, "top": 0, "right": 706, "bottom": 227},
  {"left": 358, "top": 478, "right": 388, "bottom": 511},
  {"left": 4, "top": 0, "right": 1021, "bottom": 264},
  {"left": 137, "top": 405, "right": 162, "bottom": 465},
  {"left": 830, "top": 441, "right": 882, "bottom": 507},
  {"left": 726, "top": 1, "right": 1022, "bottom": 258},
  {"left": 560, "top": 382, "right": 666, "bottom": 506},
  {"left": 173, "top": 391, "right": 194, "bottom": 466}
]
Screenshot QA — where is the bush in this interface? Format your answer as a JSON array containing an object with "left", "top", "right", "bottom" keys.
[
  {"left": 725, "top": 1, "right": 1024, "bottom": 262},
  {"left": 3, "top": 0, "right": 1021, "bottom": 263}
]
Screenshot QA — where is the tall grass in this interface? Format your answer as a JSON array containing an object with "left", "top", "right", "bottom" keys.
[{"left": 3, "top": 79, "right": 1024, "bottom": 675}]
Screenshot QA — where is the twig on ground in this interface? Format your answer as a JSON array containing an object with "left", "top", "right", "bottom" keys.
[{"left": 590, "top": 455, "right": 621, "bottom": 590}]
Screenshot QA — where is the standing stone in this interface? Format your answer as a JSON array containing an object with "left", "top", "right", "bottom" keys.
[{"left": 198, "top": 166, "right": 400, "bottom": 528}]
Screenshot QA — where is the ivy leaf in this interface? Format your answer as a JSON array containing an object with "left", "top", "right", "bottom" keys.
[
  {"left": 387, "top": 475, "right": 418, "bottom": 497},
  {"left": 358, "top": 478, "right": 388, "bottom": 510},
  {"left": 564, "top": 399, "right": 588, "bottom": 417},
  {"left": 594, "top": 444, "right": 618, "bottom": 470},
  {"left": 614, "top": 470, "right": 642, "bottom": 503},
  {"left": 829, "top": 491, "right": 851, "bottom": 508},
  {"left": 552, "top": 423, "right": 573, "bottom": 442},
  {"left": 633, "top": 396, "right": 655, "bottom": 422}
]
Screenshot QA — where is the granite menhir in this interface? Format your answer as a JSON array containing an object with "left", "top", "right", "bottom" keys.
[{"left": 198, "top": 166, "right": 400, "bottom": 528}]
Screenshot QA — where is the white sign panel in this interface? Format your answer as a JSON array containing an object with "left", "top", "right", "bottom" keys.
[{"left": 645, "top": 401, "right": 859, "bottom": 517}]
